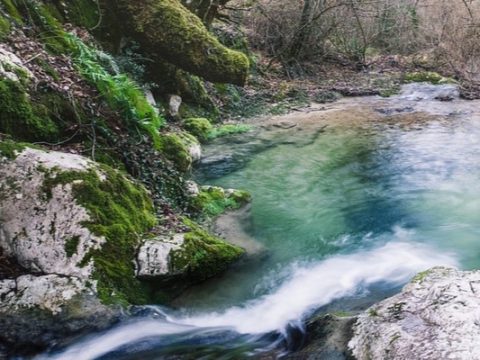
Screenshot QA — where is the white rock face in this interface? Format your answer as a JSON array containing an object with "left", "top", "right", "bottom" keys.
[
  {"left": 144, "top": 90, "right": 159, "bottom": 115},
  {"left": 0, "top": 45, "right": 34, "bottom": 82},
  {"left": 168, "top": 94, "right": 182, "bottom": 117},
  {"left": 136, "top": 234, "right": 185, "bottom": 277},
  {"left": 0, "top": 275, "right": 90, "bottom": 314},
  {"left": 185, "top": 180, "right": 200, "bottom": 196},
  {"left": 349, "top": 267, "right": 480, "bottom": 360},
  {"left": 0, "top": 148, "right": 106, "bottom": 279},
  {"left": 188, "top": 142, "right": 202, "bottom": 162}
]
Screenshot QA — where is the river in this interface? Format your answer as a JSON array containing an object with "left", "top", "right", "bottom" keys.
[{"left": 41, "top": 83, "right": 480, "bottom": 359}]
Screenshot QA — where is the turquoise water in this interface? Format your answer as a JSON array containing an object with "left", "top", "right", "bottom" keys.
[{"left": 46, "top": 85, "right": 480, "bottom": 359}]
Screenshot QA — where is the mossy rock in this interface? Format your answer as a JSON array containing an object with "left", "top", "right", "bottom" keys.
[
  {"left": 159, "top": 131, "right": 199, "bottom": 172},
  {"left": 183, "top": 118, "right": 212, "bottom": 143},
  {"left": 112, "top": 0, "right": 249, "bottom": 85},
  {"left": 0, "top": 79, "right": 59, "bottom": 141},
  {"left": 192, "top": 186, "right": 251, "bottom": 218},
  {"left": 0, "top": 139, "right": 40, "bottom": 159},
  {"left": 42, "top": 165, "right": 157, "bottom": 305},
  {"left": 170, "top": 219, "right": 244, "bottom": 281}
]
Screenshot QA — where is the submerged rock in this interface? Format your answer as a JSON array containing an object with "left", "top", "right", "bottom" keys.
[
  {"left": 285, "top": 314, "right": 356, "bottom": 360},
  {"left": 349, "top": 267, "right": 480, "bottom": 360}
]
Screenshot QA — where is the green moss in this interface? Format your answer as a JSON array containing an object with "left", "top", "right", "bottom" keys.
[
  {"left": 207, "top": 124, "right": 251, "bottom": 140},
  {"left": 65, "top": 236, "right": 81, "bottom": 258},
  {"left": 24, "top": 2, "right": 72, "bottom": 54},
  {"left": 115, "top": 0, "right": 250, "bottom": 85},
  {"left": 159, "top": 132, "right": 198, "bottom": 172},
  {"left": 43, "top": 166, "right": 157, "bottom": 305},
  {"left": 54, "top": 0, "right": 100, "bottom": 29},
  {"left": 0, "top": 139, "right": 29, "bottom": 159},
  {"left": 0, "top": 79, "right": 59, "bottom": 141},
  {"left": 193, "top": 186, "right": 251, "bottom": 218},
  {"left": 183, "top": 118, "right": 212, "bottom": 143},
  {"left": 170, "top": 218, "right": 244, "bottom": 281},
  {"left": 0, "top": 14, "right": 11, "bottom": 39},
  {"left": 411, "top": 269, "right": 433, "bottom": 284},
  {"left": 404, "top": 71, "right": 456, "bottom": 85}
]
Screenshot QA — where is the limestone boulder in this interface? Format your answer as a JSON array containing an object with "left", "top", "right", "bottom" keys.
[{"left": 349, "top": 267, "right": 480, "bottom": 360}]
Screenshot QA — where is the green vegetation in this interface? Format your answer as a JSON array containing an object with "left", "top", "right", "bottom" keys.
[
  {"left": 0, "top": 79, "right": 59, "bottom": 141},
  {"left": 403, "top": 71, "right": 456, "bottom": 85},
  {"left": 193, "top": 186, "right": 251, "bottom": 218},
  {"left": 113, "top": 0, "right": 249, "bottom": 85},
  {"left": 411, "top": 269, "right": 433, "bottom": 284},
  {"left": 43, "top": 166, "right": 157, "bottom": 305},
  {"left": 63, "top": 33, "right": 164, "bottom": 147},
  {"left": 64, "top": 236, "right": 81, "bottom": 258},
  {"left": 159, "top": 132, "right": 199, "bottom": 172},
  {"left": 171, "top": 218, "right": 244, "bottom": 281},
  {"left": 208, "top": 124, "right": 251, "bottom": 140},
  {"left": 0, "top": 139, "right": 30, "bottom": 159},
  {"left": 183, "top": 118, "right": 213, "bottom": 143}
]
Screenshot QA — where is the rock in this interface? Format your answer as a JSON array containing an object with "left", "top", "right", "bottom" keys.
[
  {"left": 112, "top": 0, "right": 249, "bottom": 85},
  {"left": 285, "top": 314, "right": 356, "bottom": 360},
  {"left": 144, "top": 90, "right": 159, "bottom": 114},
  {"left": 0, "top": 143, "right": 157, "bottom": 304},
  {"left": 0, "top": 45, "right": 34, "bottom": 82},
  {"left": 0, "top": 275, "right": 90, "bottom": 315},
  {"left": 185, "top": 180, "right": 200, "bottom": 196},
  {"left": 183, "top": 118, "right": 213, "bottom": 143},
  {"left": 168, "top": 94, "right": 182, "bottom": 118},
  {"left": 136, "top": 220, "right": 244, "bottom": 281},
  {"left": 188, "top": 141, "right": 202, "bottom": 162},
  {"left": 159, "top": 132, "right": 201, "bottom": 172},
  {"left": 349, "top": 267, "right": 480, "bottom": 360},
  {"left": 136, "top": 234, "right": 184, "bottom": 277},
  {"left": 0, "top": 147, "right": 104, "bottom": 279},
  {"left": 0, "top": 288, "right": 121, "bottom": 358}
]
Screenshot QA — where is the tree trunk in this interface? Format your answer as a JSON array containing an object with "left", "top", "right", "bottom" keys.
[{"left": 287, "top": 0, "right": 314, "bottom": 60}]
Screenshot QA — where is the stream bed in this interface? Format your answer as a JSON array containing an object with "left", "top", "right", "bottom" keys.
[{"left": 43, "top": 84, "right": 480, "bottom": 359}]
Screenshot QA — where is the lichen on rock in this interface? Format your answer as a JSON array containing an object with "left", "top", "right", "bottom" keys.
[{"left": 349, "top": 267, "right": 480, "bottom": 360}]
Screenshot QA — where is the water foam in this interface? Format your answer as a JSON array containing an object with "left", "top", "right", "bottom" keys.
[
  {"left": 39, "top": 320, "right": 195, "bottom": 360},
  {"left": 171, "top": 241, "right": 457, "bottom": 334}
]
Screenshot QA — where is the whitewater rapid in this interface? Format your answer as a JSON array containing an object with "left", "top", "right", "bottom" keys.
[{"left": 44, "top": 239, "right": 457, "bottom": 360}]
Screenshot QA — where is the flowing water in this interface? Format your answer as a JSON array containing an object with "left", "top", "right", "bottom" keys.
[{"left": 43, "top": 84, "right": 480, "bottom": 359}]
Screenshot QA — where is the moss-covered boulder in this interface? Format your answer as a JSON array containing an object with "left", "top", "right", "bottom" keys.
[
  {"left": 0, "top": 144, "right": 156, "bottom": 305},
  {"left": 192, "top": 185, "right": 251, "bottom": 218},
  {"left": 113, "top": 0, "right": 249, "bottom": 85},
  {"left": 183, "top": 117, "right": 213, "bottom": 143},
  {"left": 137, "top": 219, "right": 244, "bottom": 281},
  {"left": 159, "top": 131, "right": 201, "bottom": 172}
]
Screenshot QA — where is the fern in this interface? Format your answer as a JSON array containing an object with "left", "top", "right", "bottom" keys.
[{"left": 63, "top": 33, "right": 163, "bottom": 147}]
